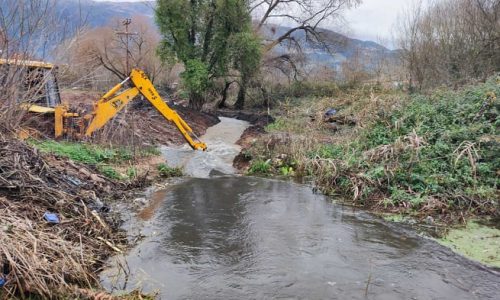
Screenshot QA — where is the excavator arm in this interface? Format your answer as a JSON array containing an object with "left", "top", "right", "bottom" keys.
[{"left": 83, "top": 69, "right": 207, "bottom": 151}]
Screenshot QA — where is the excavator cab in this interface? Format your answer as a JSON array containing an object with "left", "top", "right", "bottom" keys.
[{"left": 0, "top": 58, "right": 61, "bottom": 109}]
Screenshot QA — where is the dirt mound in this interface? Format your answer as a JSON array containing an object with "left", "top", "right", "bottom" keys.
[
  {"left": 0, "top": 132, "right": 135, "bottom": 298},
  {"left": 132, "top": 105, "right": 220, "bottom": 146}
]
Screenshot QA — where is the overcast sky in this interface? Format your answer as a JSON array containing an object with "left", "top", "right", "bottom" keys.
[
  {"left": 343, "top": 0, "right": 415, "bottom": 47},
  {"left": 95, "top": 0, "right": 416, "bottom": 48}
]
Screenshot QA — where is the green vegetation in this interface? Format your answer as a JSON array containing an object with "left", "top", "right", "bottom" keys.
[
  {"left": 98, "top": 166, "right": 123, "bottom": 180},
  {"left": 248, "top": 76, "right": 499, "bottom": 218},
  {"left": 248, "top": 159, "right": 272, "bottom": 175},
  {"left": 157, "top": 163, "right": 183, "bottom": 178},
  {"left": 30, "top": 140, "right": 118, "bottom": 164},
  {"left": 155, "top": 0, "right": 260, "bottom": 109},
  {"left": 439, "top": 221, "right": 500, "bottom": 268},
  {"left": 30, "top": 140, "right": 159, "bottom": 164},
  {"left": 29, "top": 140, "right": 161, "bottom": 180}
]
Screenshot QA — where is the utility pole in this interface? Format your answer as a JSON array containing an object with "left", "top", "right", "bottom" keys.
[{"left": 116, "top": 18, "right": 138, "bottom": 75}]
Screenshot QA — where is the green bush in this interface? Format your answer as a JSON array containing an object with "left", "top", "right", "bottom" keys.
[{"left": 313, "top": 76, "right": 499, "bottom": 212}]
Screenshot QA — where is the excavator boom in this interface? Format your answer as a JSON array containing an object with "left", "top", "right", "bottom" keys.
[{"left": 83, "top": 69, "right": 207, "bottom": 151}]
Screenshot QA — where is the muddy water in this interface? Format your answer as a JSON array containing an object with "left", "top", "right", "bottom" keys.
[
  {"left": 104, "top": 177, "right": 500, "bottom": 299},
  {"left": 160, "top": 117, "right": 249, "bottom": 178},
  {"left": 102, "top": 118, "right": 500, "bottom": 299}
]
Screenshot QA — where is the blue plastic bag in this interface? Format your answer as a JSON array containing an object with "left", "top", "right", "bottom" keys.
[{"left": 43, "top": 212, "right": 60, "bottom": 224}]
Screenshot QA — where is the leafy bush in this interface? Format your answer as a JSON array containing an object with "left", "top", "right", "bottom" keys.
[{"left": 318, "top": 76, "right": 499, "bottom": 212}]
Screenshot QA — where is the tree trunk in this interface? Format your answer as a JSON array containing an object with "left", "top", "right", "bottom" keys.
[
  {"left": 218, "top": 81, "right": 232, "bottom": 109},
  {"left": 189, "top": 92, "right": 204, "bottom": 111},
  {"left": 234, "top": 83, "right": 246, "bottom": 110}
]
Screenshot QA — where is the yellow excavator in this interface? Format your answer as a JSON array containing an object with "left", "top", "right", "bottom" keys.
[{"left": 0, "top": 59, "right": 207, "bottom": 151}]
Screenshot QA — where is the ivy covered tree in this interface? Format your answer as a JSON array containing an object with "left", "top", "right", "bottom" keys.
[{"left": 156, "top": 0, "right": 261, "bottom": 110}]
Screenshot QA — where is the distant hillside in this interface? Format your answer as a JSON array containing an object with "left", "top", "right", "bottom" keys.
[
  {"left": 260, "top": 25, "right": 399, "bottom": 69},
  {"left": 56, "top": 0, "right": 155, "bottom": 27},
  {"left": 54, "top": 0, "right": 398, "bottom": 68}
]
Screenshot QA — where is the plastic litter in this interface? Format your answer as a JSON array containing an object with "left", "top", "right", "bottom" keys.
[
  {"left": 43, "top": 212, "right": 60, "bottom": 224},
  {"left": 324, "top": 108, "right": 338, "bottom": 117},
  {"left": 0, "top": 277, "right": 6, "bottom": 288},
  {"left": 65, "top": 175, "right": 82, "bottom": 186}
]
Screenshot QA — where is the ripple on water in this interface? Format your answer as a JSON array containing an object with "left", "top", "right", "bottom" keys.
[
  {"left": 160, "top": 117, "right": 250, "bottom": 178},
  {"left": 102, "top": 177, "right": 500, "bottom": 300}
]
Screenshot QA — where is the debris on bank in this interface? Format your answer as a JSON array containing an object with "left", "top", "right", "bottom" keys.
[{"left": 0, "top": 132, "right": 133, "bottom": 298}]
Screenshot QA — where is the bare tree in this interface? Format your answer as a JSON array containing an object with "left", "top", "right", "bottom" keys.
[
  {"left": 58, "top": 16, "right": 168, "bottom": 90},
  {"left": 232, "top": 0, "right": 360, "bottom": 108},
  {"left": 251, "top": 0, "right": 361, "bottom": 53},
  {"left": 397, "top": 0, "right": 500, "bottom": 90}
]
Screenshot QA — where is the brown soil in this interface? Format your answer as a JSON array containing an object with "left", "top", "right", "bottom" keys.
[{"left": 132, "top": 105, "right": 219, "bottom": 146}]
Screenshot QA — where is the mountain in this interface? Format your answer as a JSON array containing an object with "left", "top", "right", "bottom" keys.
[
  {"left": 35, "top": 0, "right": 399, "bottom": 68},
  {"left": 55, "top": 0, "right": 155, "bottom": 27},
  {"left": 260, "top": 25, "right": 399, "bottom": 70}
]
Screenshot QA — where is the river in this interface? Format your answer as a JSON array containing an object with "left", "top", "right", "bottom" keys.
[{"left": 102, "top": 118, "right": 500, "bottom": 299}]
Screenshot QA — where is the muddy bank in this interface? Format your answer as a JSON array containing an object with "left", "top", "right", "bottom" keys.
[{"left": 24, "top": 91, "right": 220, "bottom": 148}]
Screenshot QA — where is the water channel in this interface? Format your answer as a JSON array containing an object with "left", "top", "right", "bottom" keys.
[{"left": 102, "top": 118, "right": 500, "bottom": 299}]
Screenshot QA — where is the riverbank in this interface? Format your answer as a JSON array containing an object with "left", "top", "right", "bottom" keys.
[
  {"left": 234, "top": 77, "right": 499, "bottom": 268},
  {"left": 0, "top": 106, "right": 218, "bottom": 299}
]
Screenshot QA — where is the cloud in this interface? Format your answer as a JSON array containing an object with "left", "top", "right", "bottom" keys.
[{"left": 343, "top": 0, "right": 415, "bottom": 47}]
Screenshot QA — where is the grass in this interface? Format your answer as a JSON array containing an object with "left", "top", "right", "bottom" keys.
[
  {"left": 247, "top": 76, "right": 499, "bottom": 220},
  {"left": 157, "top": 163, "right": 183, "bottom": 178},
  {"left": 248, "top": 159, "right": 272, "bottom": 175},
  {"left": 29, "top": 140, "right": 161, "bottom": 180}
]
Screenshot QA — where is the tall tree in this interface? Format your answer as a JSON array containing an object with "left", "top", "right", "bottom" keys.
[
  {"left": 156, "top": 0, "right": 261, "bottom": 110},
  {"left": 231, "top": 0, "right": 361, "bottom": 109}
]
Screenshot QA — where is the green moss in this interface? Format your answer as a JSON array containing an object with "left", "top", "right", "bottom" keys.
[
  {"left": 439, "top": 221, "right": 500, "bottom": 268},
  {"left": 382, "top": 214, "right": 406, "bottom": 223}
]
